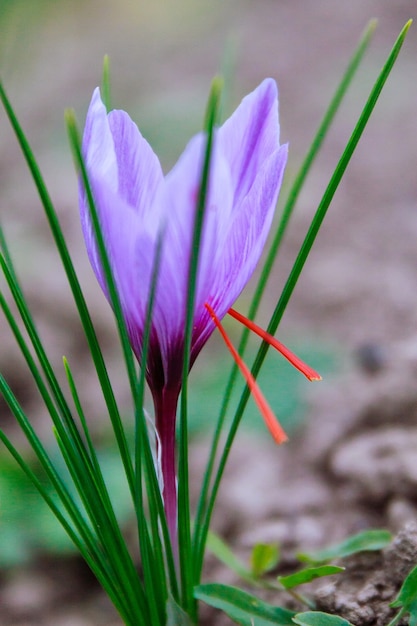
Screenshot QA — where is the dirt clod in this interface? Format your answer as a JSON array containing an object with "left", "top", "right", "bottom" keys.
[{"left": 315, "top": 523, "right": 417, "bottom": 626}]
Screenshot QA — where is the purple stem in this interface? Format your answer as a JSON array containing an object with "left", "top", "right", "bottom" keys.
[{"left": 154, "top": 387, "right": 180, "bottom": 554}]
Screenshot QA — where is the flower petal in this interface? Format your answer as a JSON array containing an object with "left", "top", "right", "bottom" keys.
[
  {"left": 79, "top": 89, "right": 118, "bottom": 275},
  {"left": 83, "top": 175, "right": 145, "bottom": 301},
  {"left": 80, "top": 88, "right": 164, "bottom": 301},
  {"left": 107, "top": 109, "right": 163, "bottom": 219},
  {"left": 218, "top": 78, "right": 281, "bottom": 207},
  {"left": 82, "top": 87, "right": 118, "bottom": 190},
  {"left": 154, "top": 133, "right": 234, "bottom": 331},
  {"left": 208, "top": 143, "right": 288, "bottom": 322}
]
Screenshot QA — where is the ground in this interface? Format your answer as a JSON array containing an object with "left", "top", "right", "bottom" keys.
[{"left": 1, "top": 0, "right": 417, "bottom": 624}]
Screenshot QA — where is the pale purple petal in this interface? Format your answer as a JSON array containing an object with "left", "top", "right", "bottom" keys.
[
  {"left": 107, "top": 109, "right": 163, "bottom": 219},
  {"left": 190, "top": 142, "right": 288, "bottom": 358},
  {"left": 79, "top": 89, "right": 118, "bottom": 280},
  {"left": 217, "top": 78, "right": 280, "bottom": 207},
  {"left": 214, "top": 143, "right": 288, "bottom": 313},
  {"left": 83, "top": 176, "right": 146, "bottom": 304},
  {"left": 153, "top": 133, "right": 234, "bottom": 332},
  {"left": 82, "top": 88, "right": 118, "bottom": 190},
  {"left": 79, "top": 88, "right": 164, "bottom": 317}
]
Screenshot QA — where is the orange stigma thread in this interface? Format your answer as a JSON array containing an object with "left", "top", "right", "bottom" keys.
[
  {"left": 228, "top": 308, "right": 322, "bottom": 382},
  {"left": 205, "top": 303, "right": 288, "bottom": 445}
]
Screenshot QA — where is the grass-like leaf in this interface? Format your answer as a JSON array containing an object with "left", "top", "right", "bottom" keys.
[
  {"left": 388, "top": 563, "right": 417, "bottom": 626},
  {"left": 101, "top": 54, "right": 111, "bottom": 112},
  {"left": 194, "top": 584, "right": 296, "bottom": 626},
  {"left": 194, "top": 19, "right": 411, "bottom": 584},
  {"left": 293, "top": 611, "right": 353, "bottom": 626},
  {"left": 177, "top": 76, "right": 223, "bottom": 617},
  {"left": 251, "top": 543, "right": 280, "bottom": 578},
  {"left": 0, "top": 377, "right": 140, "bottom": 624},
  {"left": 0, "top": 82, "right": 121, "bottom": 446},
  {"left": 297, "top": 529, "right": 392, "bottom": 564},
  {"left": 205, "top": 531, "right": 254, "bottom": 583},
  {"left": 134, "top": 231, "right": 176, "bottom": 621},
  {"left": 0, "top": 77, "right": 141, "bottom": 550},
  {"left": 192, "top": 18, "right": 378, "bottom": 578},
  {"left": 390, "top": 563, "right": 417, "bottom": 609},
  {"left": 0, "top": 81, "right": 157, "bottom": 625},
  {"left": 66, "top": 111, "right": 174, "bottom": 624},
  {"left": 278, "top": 566, "right": 344, "bottom": 590},
  {"left": 166, "top": 595, "right": 195, "bottom": 626}
]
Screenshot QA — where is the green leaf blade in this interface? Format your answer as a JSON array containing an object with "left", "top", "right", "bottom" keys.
[
  {"left": 101, "top": 54, "right": 111, "bottom": 112},
  {"left": 298, "top": 529, "right": 392, "bottom": 564},
  {"left": 166, "top": 595, "right": 194, "bottom": 626},
  {"left": 206, "top": 530, "right": 254, "bottom": 583},
  {"left": 390, "top": 564, "right": 417, "bottom": 610},
  {"left": 194, "top": 584, "right": 296, "bottom": 626},
  {"left": 408, "top": 598, "right": 417, "bottom": 626},
  {"left": 293, "top": 611, "right": 354, "bottom": 626},
  {"left": 178, "top": 76, "right": 223, "bottom": 617},
  {"left": 278, "top": 566, "right": 344, "bottom": 589},
  {"left": 251, "top": 543, "right": 280, "bottom": 578},
  {"left": 193, "top": 19, "right": 412, "bottom": 586}
]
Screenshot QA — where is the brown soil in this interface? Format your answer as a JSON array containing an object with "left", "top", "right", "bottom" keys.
[{"left": 1, "top": 0, "right": 417, "bottom": 624}]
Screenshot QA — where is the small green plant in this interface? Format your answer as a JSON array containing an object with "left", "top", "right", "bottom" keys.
[{"left": 201, "top": 528, "right": 393, "bottom": 623}]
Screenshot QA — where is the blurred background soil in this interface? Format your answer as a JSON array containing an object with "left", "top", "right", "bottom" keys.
[{"left": 1, "top": 1, "right": 417, "bottom": 624}]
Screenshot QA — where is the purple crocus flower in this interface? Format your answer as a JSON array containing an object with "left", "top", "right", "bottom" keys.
[{"left": 79, "top": 79, "right": 289, "bottom": 542}]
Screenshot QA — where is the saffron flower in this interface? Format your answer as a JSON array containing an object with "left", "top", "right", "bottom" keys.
[{"left": 79, "top": 79, "right": 318, "bottom": 542}]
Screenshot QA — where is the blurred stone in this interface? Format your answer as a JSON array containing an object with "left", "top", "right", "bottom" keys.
[
  {"left": 387, "top": 498, "right": 417, "bottom": 531},
  {"left": 330, "top": 428, "right": 417, "bottom": 501},
  {"left": 2, "top": 572, "right": 53, "bottom": 615},
  {"left": 355, "top": 342, "right": 388, "bottom": 374}
]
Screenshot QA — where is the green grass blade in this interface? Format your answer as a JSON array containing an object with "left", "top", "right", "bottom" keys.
[
  {"left": 53, "top": 426, "right": 148, "bottom": 624},
  {"left": 1, "top": 254, "right": 147, "bottom": 621},
  {"left": 0, "top": 86, "right": 150, "bottom": 624},
  {"left": 66, "top": 111, "right": 170, "bottom": 621},
  {"left": 0, "top": 430, "right": 135, "bottom": 623},
  {"left": 1, "top": 254, "right": 120, "bottom": 511},
  {"left": 249, "top": 17, "right": 412, "bottom": 362},
  {"left": 133, "top": 233, "right": 169, "bottom": 624},
  {"left": 194, "top": 18, "right": 412, "bottom": 582},
  {"left": 177, "top": 76, "right": 223, "bottom": 616},
  {"left": 1, "top": 287, "right": 63, "bottom": 426},
  {"left": 1, "top": 270, "right": 148, "bottom": 622},
  {"left": 192, "top": 17, "right": 377, "bottom": 578},
  {"left": 63, "top": 357, "right": 107, "bottom": 485},
  {"left": 134, "top": 230, "right": 179, "bottom": 610},
  {"left": 63, "top": 357, "right": 150, "bottom": 597},
  {"left": 255, "top": 19, "right": 377, "bottom": 308},
  {"left": 0, "top": 254, "right": 93, "bottom": 459},
  {"left": 66, "top": 110, "right": 140, "bottom": 500},
  {"left": 0, "top": 376, "right": 139, "bottom": 623},
  {"left": 101, "top": 54, "right": 111, "bottom": 112},
  {"left": 0, "top": 80, "right": 134, "bottom": 516},
  {"left": 0, "top": 225, "right": 19, "bottom": 283}
]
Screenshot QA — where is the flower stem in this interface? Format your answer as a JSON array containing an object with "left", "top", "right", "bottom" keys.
[{"left": 154, "top": 387, "right": 179, "bottom": 556}]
